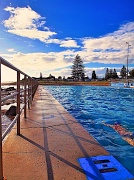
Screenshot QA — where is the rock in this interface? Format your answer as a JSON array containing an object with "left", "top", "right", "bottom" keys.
[
  {"left": 1, "top": 109, "right": 6, "bottom": 115},
  {"left": 5, "top": 106, "right": 17, "bottom": 116},
  {"left": 5, "top": 87, "right": 16, "bottom": 92},
  {"left": 1, "top": 99, "right": 16, "bottom": 106}
]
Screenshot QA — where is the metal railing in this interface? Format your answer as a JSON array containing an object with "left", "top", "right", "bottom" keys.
[{"left": 0, "top": 56, "right": 38, "bottom": 179}]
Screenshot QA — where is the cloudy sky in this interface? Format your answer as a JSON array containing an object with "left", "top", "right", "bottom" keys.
[{"left": 0, "top": 0, "right": 134, "bottom": 82}]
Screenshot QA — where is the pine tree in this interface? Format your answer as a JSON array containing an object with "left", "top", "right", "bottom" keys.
[
  {"left": 105, "top": 68, "right": 109, "bottom": 80},
  {"left": 120, "top": 65, "right": 126, "bottom": 78},
  {"left": 113, "top": 69, "right": 118, "bottom": 79},
  {"left": 92, "top": 70, "right": 97, "bottom": 80},
  {"left": 40, "top": 72, "right": 42, "bottom": 80},
  {"left": 129, "top": 69, "right": 134, "bottom": 78},
  {"left": 105, "top": 68, "right": 118, "bottom": 79},
  {"left": 71, "top": 55, "right": 85, "bottom": 81}
]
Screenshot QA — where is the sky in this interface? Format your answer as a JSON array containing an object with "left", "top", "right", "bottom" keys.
[{"left": 0, "top": 0, "right": 134, "bottom": 82}]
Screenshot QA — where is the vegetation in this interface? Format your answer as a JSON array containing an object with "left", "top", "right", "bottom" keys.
[
  {"left": 105, "top": 68, "right": 118, "bottom": 80},
  {"left": 31, "top": 54, "right": 134, "bottom": 86},
  {"left": 71, "top": 54, "right": 85, "bottom": 81},
  {"left": 129, "top": 69, "right": 134, "bottom": 78},
  {"left": 92, "top": 70, "right": 97, "bottom": 80},
  {"left": 120, "top": 65, "right": 127, "bottom": 78},
  {"left": 40, "top": 72, "right": 43, "bottom": 80},
  {"left": 2, "top": 55, "right": 134, "bottom": 86}
]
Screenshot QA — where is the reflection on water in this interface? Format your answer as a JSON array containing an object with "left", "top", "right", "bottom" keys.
[{"left": 45, "top": 85, "right": 134, "bottom": 175}]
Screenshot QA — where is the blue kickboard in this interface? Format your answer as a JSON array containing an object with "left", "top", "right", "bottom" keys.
[{"left": 78, "top": 155, "right": 134, "bottom": 180}]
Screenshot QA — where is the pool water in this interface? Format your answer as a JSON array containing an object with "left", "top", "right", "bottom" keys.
[{"left": 45, "top": 85, "right": 134, "bottom": 175}]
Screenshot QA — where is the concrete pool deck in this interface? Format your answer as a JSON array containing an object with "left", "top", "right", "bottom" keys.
[{"left": 2, "top": 85, "right": 109, "bottom": 180}]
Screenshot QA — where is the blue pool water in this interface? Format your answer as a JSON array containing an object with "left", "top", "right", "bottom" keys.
[{"left": 45, "top": 86, "right": 134, "bottom": 175}]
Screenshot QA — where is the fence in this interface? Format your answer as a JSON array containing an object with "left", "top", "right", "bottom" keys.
[{"left": 0, "top": 56, "right": 38, "bottom": 179}]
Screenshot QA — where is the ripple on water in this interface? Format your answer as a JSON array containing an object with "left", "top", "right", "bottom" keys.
[{"left": 45, "top": 85, "right": 134, "bottom": 175}]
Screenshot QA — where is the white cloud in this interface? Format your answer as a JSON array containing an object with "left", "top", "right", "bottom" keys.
[
  {"left": 113, "top": 22, "right": 134, "bottom": 36},
  {"left": 48, "top": 68, "right": 72, "bottom": 78},
  {"left": 3, "top": 6, "right": 79, "bottom": 48},
  {"left": 81, "top": 22, "right": 134, "bottom": 65},
  {"left": 4, "top": 6, "right": 41, "bottom": 29},
  {"left": 1, "top": 50, "right": 75, "bottom": 81},
  {"left": 1, "top": 65, "right": 17, "bottom": 83},
  {"left": 1, "top": 5, "right": 134, "bottom": 82},
  {"left": 8, "top": 29, "right": 56, "bottom": 41},
  {"left": 7, "top": 48, "right": 16, "bottom": 53},
  {"left": 59, "top": 39, "right": 79, "bottom": 48},
  {"left": 85, "top": 67, "right": 107, "bottom": 78},
  {"left": 1, "top": 47, "right": 134, "bottom": 82},
  {"left": 45, "top": 38, "right": 79, "bottom": 48},
  {"left": 3, "top": 6, "right": 56, "bottom": 41}
]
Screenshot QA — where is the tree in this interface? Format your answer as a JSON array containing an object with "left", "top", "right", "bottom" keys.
[
  {"left": 63, "top": 76, "right": 66, "bottom": 81},
  {"left": 120, "top": 65, "right": 126, "bottom": 78},
  {"left": 92, "top": 70, "right": 97, "bottom": 80},
  {"left": 58, "top": 76, "right": 62, "bottom": 81},
  {"left": 129, "top": 69, "right": 134, "bottom": 78},
  {"left": 105, "top": 68, "right": 109, "bottom": 80},
  {"left": 105, "top": 68, "right": 118, "bottom": 80},
  {"left": 40, "top": 72, "right": 42, "bottom": 80},
  {"left": 113, "top": 69, "right": 118, "bottom": 79},
  {"left": 71, "top": 54, "right": 85, "bottom": 81}
]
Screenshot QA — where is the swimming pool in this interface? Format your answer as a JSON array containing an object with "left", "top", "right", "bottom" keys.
[{"left": 45, "top": 85, "right": 134, "bottom": 175}]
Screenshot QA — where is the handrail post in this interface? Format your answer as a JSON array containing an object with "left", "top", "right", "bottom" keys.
[
  {"left": 28, "top": 77, "right": 30, "bottom": 109},
  {"left": 30, "top": 78, "right": 32, "bottom": 105},
  {"left": 0, "top": 60, "right": 4, "bottom": 180},
  {"left": 32, "top": 79, "right": 34, "bottom": 100},
  {"left": 32, "top": 80, "right": 34, "bottom": 99},
  {"left": 17, "top": 71, "right": 20, "bottom": 135},
  {"left": 24, "top": 75, "right": 27, "bottom": 118}
]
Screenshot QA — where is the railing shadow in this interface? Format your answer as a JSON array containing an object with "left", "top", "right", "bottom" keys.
[{"left": 20, "top": 134, "right": 104, "bottom": 180}]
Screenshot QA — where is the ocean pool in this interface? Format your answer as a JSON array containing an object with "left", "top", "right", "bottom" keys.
[{"left": 45, "top": 85, "right": 134, "bottom": 175}]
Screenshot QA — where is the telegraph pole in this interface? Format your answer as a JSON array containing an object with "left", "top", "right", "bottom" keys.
[{"left": 126, "top": 42, "right": 131, "bottom": 81}]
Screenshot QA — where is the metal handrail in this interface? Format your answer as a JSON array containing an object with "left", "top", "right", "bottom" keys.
[
  {"left": 1, "top": 92, "right": 19, "bottom": 102},
  {"left": 2, "top": 114, "right": 19, "bottom": 141},
  {"left": 0, "top": 56, "right": 38, "bottom": 179}
]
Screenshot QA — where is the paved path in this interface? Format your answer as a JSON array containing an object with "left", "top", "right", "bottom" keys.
[{"left": 3, "top": 86, "right": 109, "bottom": 180}]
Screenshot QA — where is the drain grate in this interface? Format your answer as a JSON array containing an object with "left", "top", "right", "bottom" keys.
[{"left": 78, "top": 155, "right": 134, "bottom": 180}]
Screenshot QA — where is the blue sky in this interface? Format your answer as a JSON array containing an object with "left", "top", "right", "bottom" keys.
[{"left": 0, "top": 0, "right": 134, "bottom": 81}]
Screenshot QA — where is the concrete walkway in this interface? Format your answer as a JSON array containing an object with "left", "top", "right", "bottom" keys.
[{"left": 3, "top": 85, "right": 109, "bottom": 180}]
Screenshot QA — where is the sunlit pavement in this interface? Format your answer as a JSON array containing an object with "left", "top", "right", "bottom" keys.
[{"left": 3, "top": 85, "right": 109, "bottom": 180}]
